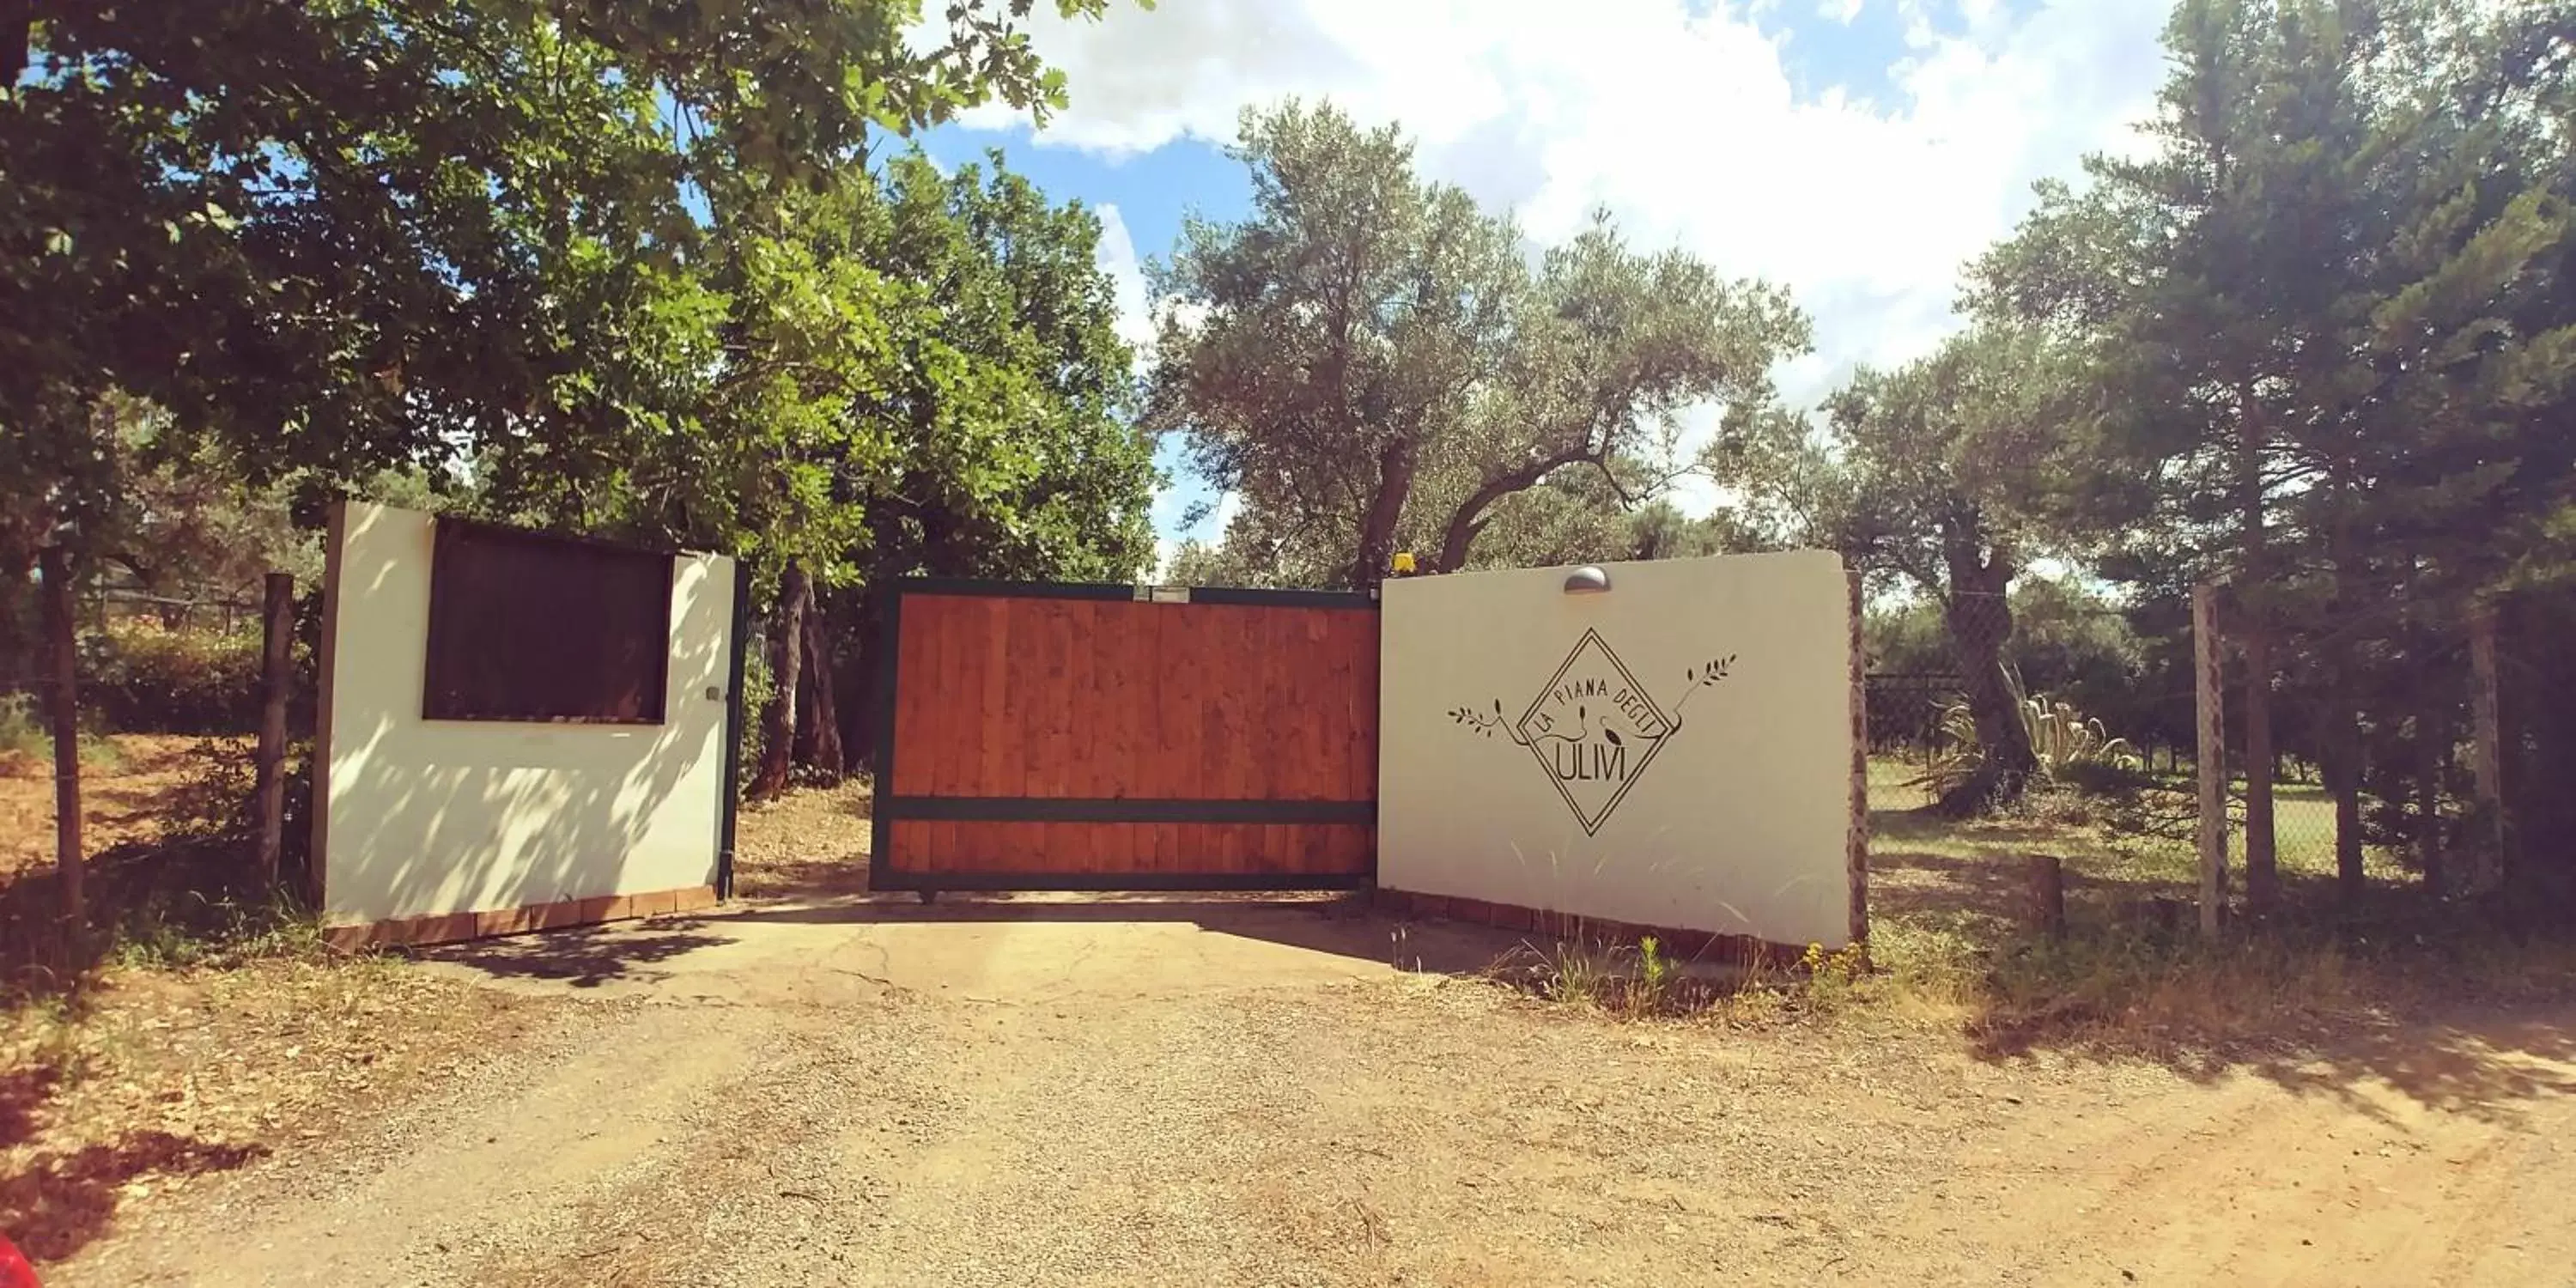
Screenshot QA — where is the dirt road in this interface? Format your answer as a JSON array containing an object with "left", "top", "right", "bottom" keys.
[{"left": 48, "top": 896, "right": 2576, "bottom": 1288}]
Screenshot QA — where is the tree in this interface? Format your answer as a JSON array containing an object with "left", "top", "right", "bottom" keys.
[
  {"left": 88, "top": 396, "right": 319, "bottom": 611},
  {"left": 1804, "top": 326, "right": 2091, "bottom": 814},
  {"left": 3, "top": 0, "right": 1128, "bottom": 568},
  {"left": 811, "top": 151, "right": 1159, "bottom": 766},
  {"left": 1147, "top": 100, "right": 1806, "bottom": 588},
  {"left": 1976, "top": 0, "right": 2576, "bottom": 897},
  {"left": 5, "top": 2, "right": 1156, "bottom": 819}
]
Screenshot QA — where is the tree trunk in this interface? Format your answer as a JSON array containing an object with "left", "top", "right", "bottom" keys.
[
  {"left": 2468, "top": 602, "right": 2506, "bottom": 894},
  {"left": 1348, "top": 437, "right": 1419, "bottom": 589},
  {"left": 3, "top": 0, "right": 32, "bottom": 88},
  {"left": 2324, "top": 509, "right": 2364, "bottom": 907},
  {"left": 749, "top": 561, "right": 807, "bottom": 799},
  {"left": 0, "top": 545, "right": 30, "bottom": 701},
  {"left": 2416, "top": 700, "right": 2446, "bottom": 896},
  {"left": 2240, "top": 628, "right": 2278, "bottom": 908},
  {"left": 2194, "top": 583, "right": 2227, "bottom": 936},
  {"left": 796, "top": 583, "right": 844, "bottom": 781},
  {"left": 834, "top": 585, "right": 880, "bottom": 776},
  {"left": 255, "top": 572, "right": 293, "bottom": 885},
  {"left": 1434, "top": 455, "right": 1571, "bottom": 574},
  {"left": 1934, "top": 521, "right": 2033, "bottom": 817},
  {"left": 2323, "top": 689, "right": 2365, "bottom": 907},
  {"left": 39, "top": 545, "right": 82, "bottom": 924}
]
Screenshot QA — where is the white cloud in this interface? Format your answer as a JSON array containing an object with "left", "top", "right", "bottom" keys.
[
  {"left": 1091, "top": 203, "right": 1157, "bottom": 353},
  {"left": 995, "top": 0, "right": 2172, "bottom": 515},
  {"left": 1821, "top": 0, "right": 1867, "bottom": 22}
]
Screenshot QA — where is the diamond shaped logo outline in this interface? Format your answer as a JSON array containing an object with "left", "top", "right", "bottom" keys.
[{"left": 1510, "top": 628, "right": 1675, "bottom": 837}]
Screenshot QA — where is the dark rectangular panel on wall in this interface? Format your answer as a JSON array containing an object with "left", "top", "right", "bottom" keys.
[
  {"left": 422, "top": 518, "right": 675, "bottom": 724},
  {"left": 872, "top": 580, "right": 1381, "bottom": 891}
]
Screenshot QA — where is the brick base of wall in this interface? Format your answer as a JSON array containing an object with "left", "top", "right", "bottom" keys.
[
  {"left": 324, "top": 884, "right": 721, "bottom": 951},
  {"left": 1369, "top": 887, "right": 1824, "bottom": 968}
]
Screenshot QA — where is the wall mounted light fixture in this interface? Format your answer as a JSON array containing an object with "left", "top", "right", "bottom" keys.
[{"left": 1562, "top": 565, "right": 1611, "bottom": 595}]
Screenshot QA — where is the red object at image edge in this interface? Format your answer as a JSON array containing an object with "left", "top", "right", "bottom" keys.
[{"left": 0, "top": 1232, "right": 37, "bottom": 1288}]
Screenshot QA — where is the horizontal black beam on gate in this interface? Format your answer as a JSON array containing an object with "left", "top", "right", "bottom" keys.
[
  {"left": 1183, "top": 586, "right": 1377, "bottom": 609},
  {"left": 896, "top": 577, "right": 1136, "bottom": 601},
  {"left": 869, "top": 869, "right": 1374, "bottom": 893},
  {"left": 882, "top": 796, "right": 1376, "bottom": 825},
  {"left": 889, "top": 577, "right": 1376, "bottom": 610}
]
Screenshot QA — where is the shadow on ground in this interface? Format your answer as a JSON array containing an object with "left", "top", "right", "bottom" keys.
[
  {"left": 409, "top": 890, "right": 1534, "bottom": 1001},
  {"left": 411, "top": 924, "right": 734, "bottom": 988},
  {"left": 1, "top": 1059, "right": 268, "bottom": 1264},
  {"left": 718, "top": 891, "right": 1522, "bottom": 976},
  {"left": 1, "top": 1133, "right": 268, "bottom": 1262}
]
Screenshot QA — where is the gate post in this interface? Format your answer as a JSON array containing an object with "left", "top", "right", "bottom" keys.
[
  {"left": 2194, "top": 582, "right": 2227, "bottom": 937},
  {"left": 1846, "top": 566, "right": 1868, "bottom": 952}
]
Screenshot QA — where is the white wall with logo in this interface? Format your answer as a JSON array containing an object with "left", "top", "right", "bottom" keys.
[{"left": 1376, "top": 550, "right": 1856, "bottom": 948}]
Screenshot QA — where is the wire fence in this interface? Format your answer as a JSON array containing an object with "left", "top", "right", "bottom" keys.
[
  {"left": 89, "top": 587, "right": 267, "bottom": 635},
  {"left": 1862, "top": 575, "right": 2575, "bottom": 923},
  {"left": 1862, "top": 672, "right": 1953, "bottom": 812}
]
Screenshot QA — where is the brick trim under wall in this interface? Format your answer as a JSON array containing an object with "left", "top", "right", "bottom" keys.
[
  {"left": 325, "top": 885, "right": 720, "bottom": 951},
  {"left": 1370, "top": 888, "right": 1816, "bottom": 968}
]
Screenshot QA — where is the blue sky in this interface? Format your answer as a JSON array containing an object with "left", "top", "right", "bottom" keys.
[{"left": 914, "top": 0, "right": 2173, "bottom": 572}]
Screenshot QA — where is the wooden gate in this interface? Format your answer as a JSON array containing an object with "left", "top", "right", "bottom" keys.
[{"left": 869, "top": 580, "right": 1380, "bottom": 893}]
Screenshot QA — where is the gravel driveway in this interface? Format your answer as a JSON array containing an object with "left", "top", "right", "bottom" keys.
[{"left": 47, "top": 892, "right": 2576, "bottom": 1288}]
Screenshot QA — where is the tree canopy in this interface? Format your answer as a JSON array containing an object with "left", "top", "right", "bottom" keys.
[
  {"left": 3, "top": 0, "right": 1132, "bottom": 570},
  {"left": 1144, "top": 100, "right": 1808, "bottom": 588}
]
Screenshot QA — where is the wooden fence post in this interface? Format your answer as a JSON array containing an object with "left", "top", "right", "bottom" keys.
[
  {"left": 2468, "top": 600, "right": 2506, "bottom": 895},
  {"left": 39, "top": 545, "right": 82, "bottom": 924},
  {"left": 254, "top": 570, "right": 294, "bottom": 884},
  {"left": 1847, "top": 567, "right": 1870, "bottom": 955},
  {"left": 2027, "top": 854, "right": 2066, "bottom": 939},
  {"left": 2193, "top": 583, "right": 2227, "bottom": 938}
]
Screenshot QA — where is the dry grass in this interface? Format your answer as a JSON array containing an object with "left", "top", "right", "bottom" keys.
[
  {"left": 1, "top": 957, "right": 550, "bottom": 1262},
  {"left": 1861, "top": 768, "right": 2576, "bottom": 1061},
  {"left": 731, "top": 776, "right": 873, "bottom": 899},
  {"left": 1479, "top": 927, "right": 1872, "bottom": 1029},
  {"left": 0, "top": 734, "right": 210, "bottom": 886},
  {"left": 1485, "top": 763, "right": 2576, "bottom": 1065}
]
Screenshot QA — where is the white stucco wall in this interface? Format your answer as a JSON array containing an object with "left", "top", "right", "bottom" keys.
[
  {"left": 1377, "top": 550, "right": 1855, "bottom": 948},
  {"left": 314, "top": 501, "right": 737, "bottom": 926}
]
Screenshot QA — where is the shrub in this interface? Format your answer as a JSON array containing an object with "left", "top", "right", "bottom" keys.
[
  {"left": 0, "top": 691, "right": 43, "bottom": 762},
  {"left": 79, "top": 620, "right": 262, "bottom": 733},
  {"left": 736, "top": 637, "right": 775, "bottom": 798},
  {"left": 0, "top": 691, "right": 125, "bottom": 775},
  {"left": 1912, "top": 671, "right": 2142, "bottom": 801}
]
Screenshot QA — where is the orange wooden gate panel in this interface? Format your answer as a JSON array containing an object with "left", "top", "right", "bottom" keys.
[{"left": 870, "top": 580, "right": 1380, "bottom": 891}]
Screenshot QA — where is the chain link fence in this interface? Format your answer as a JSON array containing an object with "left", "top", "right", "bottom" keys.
[{"left": 1862, "top": 671, "right": 1954, "bottom": 813}]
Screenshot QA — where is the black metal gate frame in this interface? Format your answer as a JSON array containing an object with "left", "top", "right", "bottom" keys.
[{"left": 867, "top": 578, "right": 1381, "bottom": 894}]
